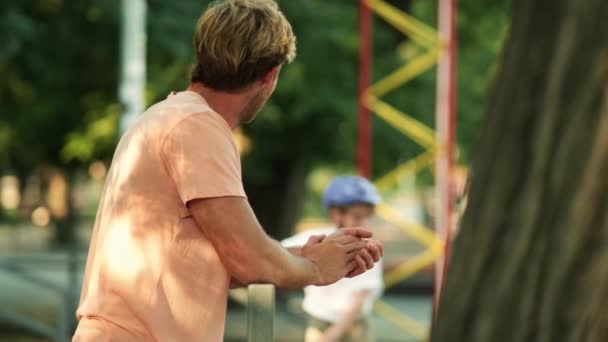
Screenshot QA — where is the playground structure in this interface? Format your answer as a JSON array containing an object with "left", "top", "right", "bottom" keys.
[{"left": 357, "top": 0, "right": 456, "bottom": 337}]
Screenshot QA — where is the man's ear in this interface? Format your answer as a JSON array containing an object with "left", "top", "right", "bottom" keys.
[{"left": 261, "top": 65, "right": 281, "bottom": 85}]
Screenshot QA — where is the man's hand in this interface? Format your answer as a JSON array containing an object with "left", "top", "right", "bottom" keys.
[
  {"left": 347, "top": 239, "right": 384, "bottom": 278},
  {"left": 303, "top": 234, "right": 326, "bottom": 248},
  {"left": 302, "top": 228, "right": 373, "bottom": 286}
]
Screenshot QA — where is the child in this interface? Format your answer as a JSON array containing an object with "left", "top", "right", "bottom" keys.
[{"left": 282, "top": 175, "right": 383, "bottom": 342}]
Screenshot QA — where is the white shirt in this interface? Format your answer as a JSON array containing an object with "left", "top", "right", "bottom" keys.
[{"left": 281, "top": 227, "right": 384, "bottom": 323}]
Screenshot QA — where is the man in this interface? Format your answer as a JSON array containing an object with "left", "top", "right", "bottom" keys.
[
  {"left": 283, "top": 176, "right": 384, "bottom": 342},
  {"left": 73, "top": 1, "right": 383, "bottom": 341}
]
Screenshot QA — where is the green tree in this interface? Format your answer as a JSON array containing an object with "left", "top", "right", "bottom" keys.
[
  {"left": 0, "top": 0, "right": 508, "bottom": 240},
  {"left": 0, "top": 0, "right": 120, "bottom": 244},
  {"left": 237, "top": 0, "right": 508, "bottom": 237}
]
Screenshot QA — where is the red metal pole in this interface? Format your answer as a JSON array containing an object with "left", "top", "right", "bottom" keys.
[
  {"left": 433, "top": 0, "right": 457, "bottom": 320},
  {"left": 357, "top": 0, "right": 373, "bottom": 179}
]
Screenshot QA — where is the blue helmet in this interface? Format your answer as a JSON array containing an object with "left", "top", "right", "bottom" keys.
[{"left": 322, "top": 175, "right": 381, "bottom": 209}]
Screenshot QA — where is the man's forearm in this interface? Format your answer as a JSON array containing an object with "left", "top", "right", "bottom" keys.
[
  {"left": 189, "top": 197, "right": 319, "bottom": 289},
  {"left": 255, "top": 239, "right": 319, "bottom": 289},
  {"left": 188, "top": 197, "right": 373, "bottom": 290}
]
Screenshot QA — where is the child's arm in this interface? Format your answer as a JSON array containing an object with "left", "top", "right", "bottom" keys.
[{"left": 321, "top": 289, "right": 371, "bottom": 341}]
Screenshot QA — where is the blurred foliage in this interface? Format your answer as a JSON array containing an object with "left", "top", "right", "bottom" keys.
[
  {"left": 0, "top": 0, "right": 120, "bottom": 172},
  {"left": 0, "top": 0, "right": 509, "bottom": 233}
]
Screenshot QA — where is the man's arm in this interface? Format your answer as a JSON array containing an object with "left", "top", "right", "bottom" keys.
[
  {"left": 188, "top": 197, "right": 372, "bottom": 289},
  {"left": 322, "top": 290, "right": 371, "bottom": 342}
]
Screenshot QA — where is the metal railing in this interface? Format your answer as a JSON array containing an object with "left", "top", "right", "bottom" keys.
[
  {"left": 0, "top": 250, "right": 83, "bottom": 341},
  {"left": 247, "top": 284, "right": 275, "bottom": 342},
  {"left": 0, "top": 253, "right": 276, "bottom": 341}
]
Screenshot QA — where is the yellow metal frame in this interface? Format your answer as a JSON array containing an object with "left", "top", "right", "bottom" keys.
[{"left": 363, "top": 0, "right": 445, "bottom": 339}]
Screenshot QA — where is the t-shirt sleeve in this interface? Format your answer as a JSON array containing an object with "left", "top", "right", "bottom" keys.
[{"left": 162, "top": 113, "right": 246, "bottom": 205}]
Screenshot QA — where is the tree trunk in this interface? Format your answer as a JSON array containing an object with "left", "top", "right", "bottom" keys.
[
  {"left": 432, "top": 0, "right": 608, "bottom": 341},
  {"left": 49, "top": 169, "right": 78, "bottom": 247}
]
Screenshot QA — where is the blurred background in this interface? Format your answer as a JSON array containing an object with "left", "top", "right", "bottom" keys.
[{"left": 0, "top": 0, "right": 509, "bottom": 341}]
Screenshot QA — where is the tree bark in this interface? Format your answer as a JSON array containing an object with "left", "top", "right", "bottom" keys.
[{"left": 432, "top": 0, "right": 608, "bottom": 341}]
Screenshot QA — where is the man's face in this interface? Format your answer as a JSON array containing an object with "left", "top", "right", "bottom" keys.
[{"left": 329, "top": 204, "right": 374, "bottom": 229}]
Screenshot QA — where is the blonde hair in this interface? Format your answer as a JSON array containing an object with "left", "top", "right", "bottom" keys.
[{"left": 191, "top": 0, "right": 296, "bottom": 91}]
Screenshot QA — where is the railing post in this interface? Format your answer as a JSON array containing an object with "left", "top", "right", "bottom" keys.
[{"left": 247, "top": 284, "right": 275, "bottom": 342}]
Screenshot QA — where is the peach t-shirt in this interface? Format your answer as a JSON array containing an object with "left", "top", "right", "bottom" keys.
[{"left": 74, "top": 91, "right": 246, "bottom": 341}]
